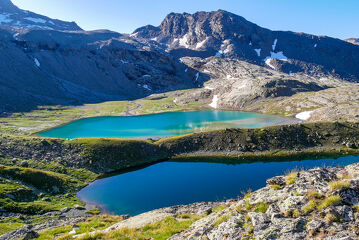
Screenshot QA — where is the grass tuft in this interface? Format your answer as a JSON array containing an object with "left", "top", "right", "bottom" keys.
[
  {"left": 285, "top": 171, "right": 298, "bottom": 185},
  {"left": 302, "top": 200, "right": 318, "bottom": 214},
  {"left": 213, "top": 214, "right": 231, "bottom": 228},
  {"left": 328, "top": 180, "right": 350, "bottom": 191},
  {"left": 317, "top": 195, "right": 342, "bottom": 210},
  {"left": 253, "top": 202, "right": 269, "bottom": 213}
]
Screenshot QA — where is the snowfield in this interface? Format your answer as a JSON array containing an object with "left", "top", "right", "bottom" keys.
[
  {"left": 209, "top": 95, "right": 218, "bottom": 108},
  {"left": 296, "top": 111, "right": 313, "bottom": 121}
]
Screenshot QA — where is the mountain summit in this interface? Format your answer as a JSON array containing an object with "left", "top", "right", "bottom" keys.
[
  {"left": 134, "top": 10, "right": 359, "bottom": 81},
  {"left": 0, "top": 0, "right": 81, "bottom": 31}
]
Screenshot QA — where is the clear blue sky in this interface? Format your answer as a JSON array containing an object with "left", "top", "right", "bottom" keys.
[{"left": 12, "top": 0, "right": 359, "bottom": 39}]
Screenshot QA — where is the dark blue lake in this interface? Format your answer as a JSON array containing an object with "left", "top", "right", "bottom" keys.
[
  {"left": 77, "top": 155, "right": 359, "bottom": 216},
  {"left": 38, "top": 110, "right": 290, "bottom": 139}
]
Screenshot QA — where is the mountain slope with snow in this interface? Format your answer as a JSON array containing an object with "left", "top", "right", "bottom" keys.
[
  {"left": 134, "top": 10, "right": 359, "bottom": 81},
  {"left": 0, "top": 0, "right": 81, "bottom": 31}
]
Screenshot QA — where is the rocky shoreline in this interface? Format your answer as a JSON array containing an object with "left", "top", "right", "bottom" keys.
[{"left": 76, "top": 162, "right": 359, "bottom": 239}]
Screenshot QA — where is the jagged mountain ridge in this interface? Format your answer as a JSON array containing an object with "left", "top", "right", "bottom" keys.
[
  {"left": 0, "top": 0, "right": 81, "bottom": 31},
  {"left": 134, "top": 10, "right": 359, "bottom": 81},
  {"left": 0, "top": 2, "right": 359, "bottom": 113}
]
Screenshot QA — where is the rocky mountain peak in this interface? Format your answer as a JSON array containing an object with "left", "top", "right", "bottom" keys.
[
  {"left": 133, "top": 10, "right": 359, "bottom": 81},
  {"left": 138, "top": 9, "right": 261, "bottom": 44},
  {"left": 0, "top": 0, "right": 82, "bottom": 31}
]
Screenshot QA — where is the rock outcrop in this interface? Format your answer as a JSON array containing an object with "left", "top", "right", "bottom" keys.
[{"left": 167, "top": 163, "right": 359, "bottom": 239}]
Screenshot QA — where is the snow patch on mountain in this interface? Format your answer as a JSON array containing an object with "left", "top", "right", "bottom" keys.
[
  {"left": 34, "top": 58, "right": 40, "bottom": 67},
  {"left": 0, "top": 13, "right": 12, "bottom": 23},
  {"left": 142, "top": 84, "right": 151, "bottom": 91},
  {"left": 296, "top": 111, "right": 313, "bottom": 120},
  {"left": 264, "top": 51, "right": 288, "bottom": 69},
  {"left": 215, "top": 52, "right": 224, "bottom": 57},
  {"left": 254, "top": 49, "right": 261, "bottom": 57},
  {"left": 265, "top": 59, "right": 276, "bottom": 69},
  {"left": 195, "top": 72, "right": 199, "bottom": 81},
  {"left": 24, "top": 17, "right": 47, "bottom": 23},
  {"left": 196, "top": 37, "right": 208, "bottom": 49},
  {"left": 272, "top": 39, "right": 278, "bottom": 51},
  {"left": 217, "top": 40, "right": 231, "bottom": 56},
  {"left": 179, "top": 34, "right": 190, "bottom": 48},
  {"left": 209, "top": 95, "right": 218, "bottom": 108}
]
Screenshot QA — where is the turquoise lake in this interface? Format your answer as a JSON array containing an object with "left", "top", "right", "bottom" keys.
[
  {"left": 38, "top": 110, "right": 290, "bottom": 139},
  {"left": 77, "top": 156, "right": 359, "bottom": 216}
]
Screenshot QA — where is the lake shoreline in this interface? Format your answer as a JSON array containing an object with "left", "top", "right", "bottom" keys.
[
  {"left": 36, "top": 110, "right": 298, "bottom": 139},
  {"left": 1, "top": 121, "right": 359, "bottom": 238},
  {"left": 78, "top": 155, "right": 359, "bottom": 216}
]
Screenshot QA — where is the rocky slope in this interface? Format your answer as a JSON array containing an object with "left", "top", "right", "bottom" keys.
[
  {"left": 175, "top": 57, "right": 336, "bottom": 108},
  {"left": 172, "top": 56, "right": 359, "bottom": 121},
  {"left": 0, "top": 28, "right": 195, "bottom": 112},
  {"left": 0, "top": 0, "right": 81, "bottom": 31},
  {"left": 134, "top": 10, "right": 359, "bottom": 81},
  {"left": 0, "top": 1, "right": 199, "bottom": 112},
  {"left": 167, "top": 162, "right": 359, "bottom": 239}
]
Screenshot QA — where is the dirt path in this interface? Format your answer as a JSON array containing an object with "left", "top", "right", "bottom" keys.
[{"left": 125, "top": 101, "right": 143, "bottom": 116}]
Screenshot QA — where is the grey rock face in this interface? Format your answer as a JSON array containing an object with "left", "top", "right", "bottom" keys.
[
  {"left": 266, "top": 176, "right": 286, "bottom": 186},
  {"left": 0, "top": 0, "right": 81, "bottom": 31},
  {"left": 134, "top": 10, "right": 359, "bottom": 81}
]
